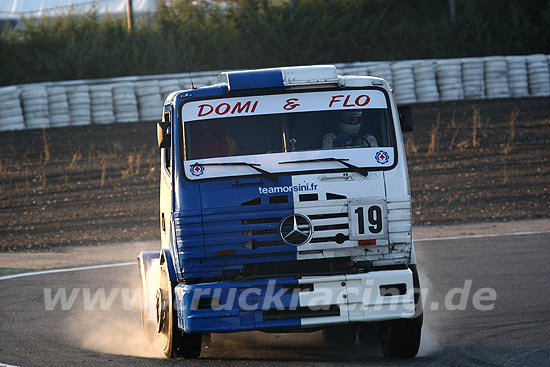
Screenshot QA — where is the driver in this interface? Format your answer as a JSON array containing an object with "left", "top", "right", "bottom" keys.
[{"left": 322, "top": 110, "right": 378, "bottom": 149}]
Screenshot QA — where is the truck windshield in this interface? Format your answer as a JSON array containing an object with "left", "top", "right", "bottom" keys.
[
  {"left": 181, "top": 89, "right": 396, "bottom": 179},
  {"left": 183, "top": 89, "right": 394, "bottom": 160},
  {"left": 185, "top": 108, "right": 393, "bottom": 160}
]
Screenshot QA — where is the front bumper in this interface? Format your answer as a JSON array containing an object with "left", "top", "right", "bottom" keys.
[{"left": 174, "top": 269, "right": 416, "bottom": 333}]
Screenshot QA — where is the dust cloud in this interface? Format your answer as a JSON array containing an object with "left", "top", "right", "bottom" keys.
[
  {"left": 62, "top": 249, "right": 164, "bottom": 359},
  {"left": 65, "top": 304, "right": 164, "bottom": 358},
  {"left": 417, "top": 271, "right": 443, "bottom": 357}
]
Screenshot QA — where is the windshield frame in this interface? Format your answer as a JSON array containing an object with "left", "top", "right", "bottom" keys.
[{"left": 178, "top": 86, "right": 398, "bottom": 181}]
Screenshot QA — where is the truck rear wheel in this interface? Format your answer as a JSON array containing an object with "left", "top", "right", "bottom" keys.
[
  {"left": 322, "top": 326, "right": 357, "bottom": 347},
  {"left": 158, "top": 261, "right": 202, "bottom": 359}
]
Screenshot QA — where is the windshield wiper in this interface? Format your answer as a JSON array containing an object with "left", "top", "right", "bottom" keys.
[
  {"left": 279, "top": 158, "right": 369, "bottom": 177},
  {"left": 199, "top": 162, "right": 279, "bottom": 182}
]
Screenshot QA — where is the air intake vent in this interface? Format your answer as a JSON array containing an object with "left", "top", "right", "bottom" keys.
[
  {"left": 242, "top": 217, "right": 281, "bottom": 225},
  {"left": 269, "top": 195, "right": 288, "bottom": 204},
  {"left": 262, "top": 305, "right": 340, "bottom": 321},
  {"left": 242, "top": 197, "right": 261, "bottom": 206},
  {"left": 326, "top": 192, "right": 347, "bottom": 200},
  {"left": 299, "top": 193, "right": 318, "bottom": 202}
]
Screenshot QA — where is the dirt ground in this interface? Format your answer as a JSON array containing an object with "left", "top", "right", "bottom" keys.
[{"left": 0, "top": 97, "right": 549, "bottom": 251}]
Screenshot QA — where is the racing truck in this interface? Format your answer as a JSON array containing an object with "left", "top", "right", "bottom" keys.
[{"left": 138, "top": 65, "right": 422, "bottom": 359}]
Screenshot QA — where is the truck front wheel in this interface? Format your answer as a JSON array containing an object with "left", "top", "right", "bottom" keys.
[
  {"left": 376, "top": 265, "right": 423, "bottom": 358},
  {"left": 376, "top": 313, "right": 422, "bottom": 358},
  {"left": 158, "top": 261, "right": 202, "bottom": 359}
]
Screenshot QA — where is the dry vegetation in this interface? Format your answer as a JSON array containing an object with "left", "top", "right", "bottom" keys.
[
  {"left": 0, "top": 123, "right": 159, "bottom": 250},
  {"left": 406, "top": 97, "right": 550, "bottom": 224}
]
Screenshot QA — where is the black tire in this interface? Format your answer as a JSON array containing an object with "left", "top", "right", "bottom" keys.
[
  {"left": 159, "top": 261, "right": 202, "bottom": 359},
  {"left": 322, "top": 326, "right": 357, "bottom": 347},
  {"left": 376, "top": 313, "right": 423, "bottom": 358},
  {"left": 376, "top": 265, "right": 423, "bottom": 358},
  {"left": 357, "top": 323, "right": 377, "bottom": 346}
]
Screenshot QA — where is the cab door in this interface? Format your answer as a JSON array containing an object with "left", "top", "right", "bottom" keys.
[{"left": 160, "top": 105, "right": 172, "bottom": 249}]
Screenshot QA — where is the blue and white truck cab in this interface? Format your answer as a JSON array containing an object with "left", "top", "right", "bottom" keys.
[{"left": 138, "top": 65, "right": 422, "bottom": 359}]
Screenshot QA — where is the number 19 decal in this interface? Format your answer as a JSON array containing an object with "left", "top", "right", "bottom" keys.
[
  {"left": 354, "top": 205, "right": 383, "bottom": 234},
  {"left": 348, "top": 200, "right": 387, "bottom": 240}
]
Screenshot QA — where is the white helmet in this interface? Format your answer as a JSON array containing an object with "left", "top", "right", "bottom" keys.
[{"left": 339, "top": 110, "right": 362, "bottom": 134}]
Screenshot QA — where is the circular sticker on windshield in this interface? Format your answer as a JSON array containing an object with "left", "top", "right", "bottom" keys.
[
  {"left": 375, "top": 150, "right": 389, "bottom": 164},
  {"left": 190, "top": 163, "right": 204, "bottom": 176}
]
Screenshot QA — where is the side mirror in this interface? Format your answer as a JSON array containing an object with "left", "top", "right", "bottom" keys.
[
  {"left": 157, "top": 121, "right": 171, "bottom": 148},
  {"left": 398, "top": 105, "right": 413, "bottom": 132}
]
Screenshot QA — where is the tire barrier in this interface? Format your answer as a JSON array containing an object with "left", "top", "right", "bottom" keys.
[
  {"left": 367, "top": 62, "right": 393, "bottom": 88},
  {"left": 437, "top": 59, "right": 464, "bottom": 102},
  {"left": 20, "top": 84, "right": 49, "bottom": 129},
  {"left": 90, "top": 84, "right": 115, "bottom": 125},
  {"left": 485, "top": 56, "right": 511, "bottom": 99},
  {"left": 413, "top": 61, "right": 439, "bottom": 103},
  {"left": 392, "top": 61, "right": 417, "bottom": 105},
  {"left": 47, "top": 86, "right": 71, "bottom": 127},
  {"left": 0, "top": 54, "right": 549, "bottom": 132},
  {"left": 506, "top": 56, "right": 529, "bottom": 98},
  {"left": 159, "top": 80, "right": 180, "bottom": 103},
  {"left": 462, "top": 58, "right": 485, "bottom": 100},
  {"left": 135, "top": 80, "right": 162, "bottom": 122},
  {"left": 113, "top": 82, "right": 139, "bottom": 123},
  {"left": 338, "top": 63, "right": 369, "bottom": 77},
  {"left": 67, "top": 84, "right": 91, "bottom": 126},
  {"left": 527, "top": 54, "right": 550, "bottom": 97},
  {"left": 0, "top": 86, "right": 25, "bottom": 131}
]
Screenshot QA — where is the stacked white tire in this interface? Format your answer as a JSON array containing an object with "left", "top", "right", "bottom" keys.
[
  {"left": 159, "top": 79, "right": 180, "bottom": 102},
  {"left": 437, "top": 60, "right": 463, "bottom": 101},
  {"left": 367, "top": 63, "right": 393, "bottom": 88},
  {"left": 90, "top": 84, "right": 115, "bottom": 124},
  {"left": 484, "top": 56, "right": 511, "bottom": 99},
  {"left": 20, "top": 84, "right": 50, "bottom": 129},
  {"left": 113, "top": 82, "right": 139, "bottom": 123},
  {"left": 527, "top": 54, "right": 550, "bottom": 96},
  {"left": 178, "top": 77, "right": 194, "bottom": 90},
  {"left": 47, "top": 86, "right": 71, "bottom": 127},
  {"left": 0, "top": 86, "right": 25, "bottom": 131},
  {"left": 338, "top": 62, "right": 368, "bottom": 76},
  {"left": 67, "top": 85, "right": 92, "bottom": 126},
  {"left": 413, "top": 61, "right": 439, "bottom": 103},
  {"left": 506, "top": 56, "right": 529, "bottom": 98},
  {"left": 2, "top": 54, "right": 550, "bottom": 133},
  {"left": 135, "top": 80, "right": 162, "bottom": 122},
  {"left": 391, "top": 61, "right": 417, "bottom": 105},
  {"left": 462, "top": 58, "right": 485, "bottom": 99}
]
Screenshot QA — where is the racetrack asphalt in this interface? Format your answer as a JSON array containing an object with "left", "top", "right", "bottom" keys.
[{"left": 1, "top": 231, "right": 549, "bottom": 366}]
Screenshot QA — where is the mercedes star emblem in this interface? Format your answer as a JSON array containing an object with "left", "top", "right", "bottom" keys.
[{"left": 279, "top": 214, "right": 313, "bottom": 246}]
